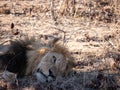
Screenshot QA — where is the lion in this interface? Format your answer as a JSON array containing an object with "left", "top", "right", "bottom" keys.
[{"left": 0, "top": 36, "right": 74, "bottom": 83}]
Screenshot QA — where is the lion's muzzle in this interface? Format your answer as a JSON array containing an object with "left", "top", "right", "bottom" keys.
[{"left": 34, "top": 68, "right": 55, "bottom": 83}]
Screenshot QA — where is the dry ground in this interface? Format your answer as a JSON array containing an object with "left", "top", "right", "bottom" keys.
[{"left": 0, "top": 0, "right": 120, "bottom": 90}]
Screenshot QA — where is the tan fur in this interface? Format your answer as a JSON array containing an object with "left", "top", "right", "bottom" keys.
[
  {"left": 38, "top": 48, "right": 50, "bottom": 55},
  {"left": 25, "top": 38, "right": 74, "bottom": 82},
  {"left": 26, "top": 47, "right": 50, "bottom": 75},
  {"left": 51, "top": 44, "right": 74, "bottom": 75}
]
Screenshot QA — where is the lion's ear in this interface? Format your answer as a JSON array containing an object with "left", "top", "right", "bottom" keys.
[{"left": 49, "top": 38, "right": 60, "bottom": 47}]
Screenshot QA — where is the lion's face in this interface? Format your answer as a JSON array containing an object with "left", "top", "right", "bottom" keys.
[{"left": 34, "top": 51, "right": 68, "bottom": 83}]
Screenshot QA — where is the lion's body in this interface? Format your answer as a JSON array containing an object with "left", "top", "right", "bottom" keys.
[{"left": 0, "top": 37, "right": 74, "bottom": 83}]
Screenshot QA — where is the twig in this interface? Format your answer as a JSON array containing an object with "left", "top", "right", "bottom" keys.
[
  {"left": 51, "top": 27, "right": 66, "bottom": 45},
  {"left": 59, "top": 0, "right": 68, "bottom": 16},
  {"left": 50, "top": 0, "right": 56, "bottom": 21},
  {"left": 71, "top": 0, "right": 75, "bottom": 16},
  {"left": 51, "top": 27, "right": 66, "bottom": 33}
]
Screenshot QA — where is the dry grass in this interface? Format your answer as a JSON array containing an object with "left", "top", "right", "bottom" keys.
[{"left": 0, "top": 0, "right": 120, "bottom": 90}]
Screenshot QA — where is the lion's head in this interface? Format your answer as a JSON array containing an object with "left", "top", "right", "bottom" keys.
[{"left": 26, "top": 37, "right": 74, "bottom": 83}]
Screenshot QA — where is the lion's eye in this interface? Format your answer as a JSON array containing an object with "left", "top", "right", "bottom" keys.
[
  {"left": 52, "top": 56, "right": 56, "bottom": 63},
  {"left": 36, "top": 68, "right": 40, "bottom": 72}
]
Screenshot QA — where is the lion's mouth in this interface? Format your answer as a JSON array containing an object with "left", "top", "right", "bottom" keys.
[
  {"left": 39, "top": 70, "right": 47, "bottom": 79},
  {"left": 34, "top": 69, "right": 55, "bottom": 83}
]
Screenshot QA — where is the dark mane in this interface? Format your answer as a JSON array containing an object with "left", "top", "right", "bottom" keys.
[{"left": 0, "top": 38, "right": 34, "bottom": 78}]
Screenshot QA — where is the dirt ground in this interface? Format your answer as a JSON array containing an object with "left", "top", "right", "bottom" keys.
[{"left": 0, "top": 0, "right": 120, "bottom": 90}]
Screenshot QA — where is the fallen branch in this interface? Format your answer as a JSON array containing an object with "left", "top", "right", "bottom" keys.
[{"left": 0, "top": 40, "right": 10, "bottom": 46}]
